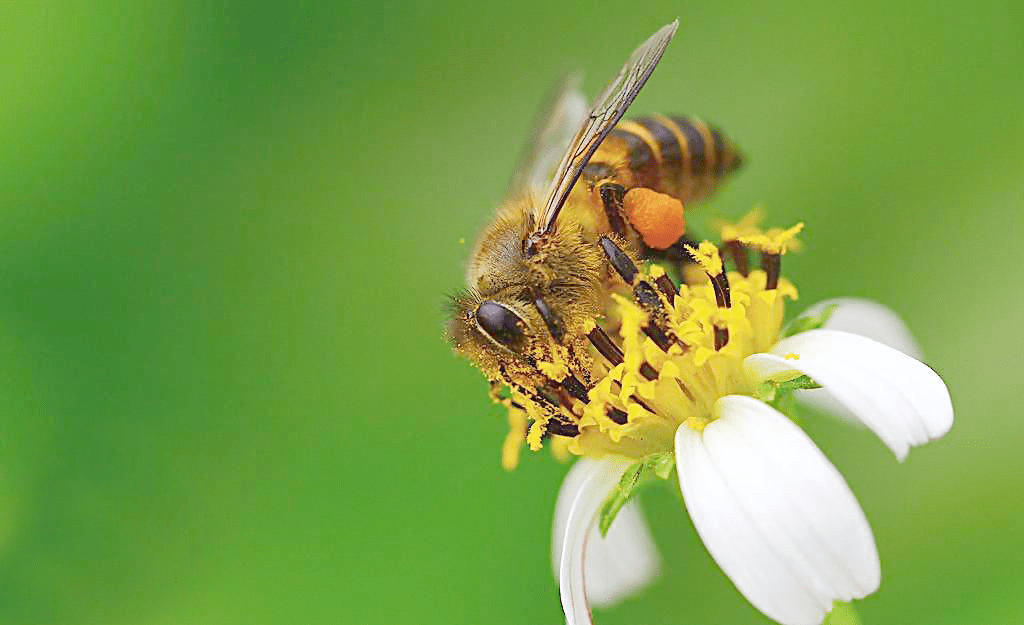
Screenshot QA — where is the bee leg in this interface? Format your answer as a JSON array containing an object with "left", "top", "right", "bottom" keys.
[
  {"left": 508, "top": 379, "right": 580, "bottom": 438},
  {"left": 598, "top": 182, "right": 630, "bottom": 238},
  {"left": 558, "top": 373, "right": 589, "bottom": 403},
  {"left": 597, "top": 235, "right": 680, "bottom": 355},
  {"left": 531, "top": 291, "right": 593, "bottom": 395},
  {"left": 544, "top": 417, "right": 580, "bottom": 438},
  {"left": 598, "top": 234, "right": 639, "bottom": 283},
  {"left": 532, "top": 388, "right": 581, "bottom": 438}
]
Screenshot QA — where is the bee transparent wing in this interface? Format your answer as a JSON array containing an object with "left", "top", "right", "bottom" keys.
[
  {"left": 507, "top": 74, "right": 589, "bottom": 201},
  {"left": 535, "top": 20, "right": 679, "bottom": 234}
]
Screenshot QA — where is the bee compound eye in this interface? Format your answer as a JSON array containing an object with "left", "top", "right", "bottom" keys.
[{"left": 475, "top": 300, "right": 527, "bottom": 349}]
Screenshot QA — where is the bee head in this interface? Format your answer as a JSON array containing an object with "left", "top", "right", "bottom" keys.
[{"left": 445, "top": 291, "right": 541, "bottom": 379}]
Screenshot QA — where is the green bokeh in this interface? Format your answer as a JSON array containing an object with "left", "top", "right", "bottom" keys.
[{"left": 1, "top": 1, "right": 1021, "bottom": 623}]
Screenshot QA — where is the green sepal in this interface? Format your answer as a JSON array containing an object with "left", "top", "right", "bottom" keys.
[
  {"left": 598, "top": 452, "right": 675, "bottom": 537},
  {"left": 823, "top": 601, "right": 862, "bottom": 625},
  {"left": 782, "top": 303, "right": 838, "bottom": 338},
  {"left": 754, "top": 374, "right": 822, "bottom": 414}
]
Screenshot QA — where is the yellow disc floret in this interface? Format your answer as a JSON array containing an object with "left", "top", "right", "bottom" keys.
[{"left": 495, "top": 213, "right": 803, "bottom": 466}]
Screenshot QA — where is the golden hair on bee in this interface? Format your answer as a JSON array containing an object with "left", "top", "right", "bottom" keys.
[{"left": 447, "top": 195, "right": 606, "bottom": 384}]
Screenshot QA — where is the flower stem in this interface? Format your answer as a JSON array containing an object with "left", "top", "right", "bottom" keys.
[{"left": 823, "top": 601, "right": 861, "bottom": 625}]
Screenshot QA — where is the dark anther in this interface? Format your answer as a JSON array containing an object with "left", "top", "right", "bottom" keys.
[
  {"left": 643, "top": 322, "right": 673, "bottom": 352},
  {"left": 560, "top": 374, "right": 590, "bottom": 403},
  {"left": 598, "top": 183, "right": 629, "bottom": 238},
  {"left": 599, "top": 235, "right": 639, "bottom": 285},
  {"left": 655, "top": 273, "right": 678, "bottom": 301},
  {"left": 710, "top": 271, "right": 731, "bottom": 308},
  {"left": 762, "top": 252, "right": 781, "bottom": 290},
  {"left": 588, "top": 318, "right": 658, "bottom": 379},
  {"left": 475, "top": 300, "right": 528, "bottom": 349},
  {"left": 588, "top": 326, "right": 624, "bottom": 366},
  {"left": 631, "top": 395, "right": 656, "bottom": 415},
  {"left": 533, "top": 295, "right": 564, "bottom": 342},
  {"left": 714, "top": 326, "right": 729, "bottom": 350},
  {"left": 675, "top": 378, "right": 696, "bottom": 402},
  {"left": 546, "top": 418, "right": 580, "bottom": 437},
  {"left": 606, "top": 405, "right": 628, "bottom": 425},
  {"left": 724, "top": 240, "right": 750, "bottom": 276}
]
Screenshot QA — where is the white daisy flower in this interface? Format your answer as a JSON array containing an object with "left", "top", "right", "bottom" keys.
[{"left": 536, "top": 219, "right": 953, "bottom": 625}]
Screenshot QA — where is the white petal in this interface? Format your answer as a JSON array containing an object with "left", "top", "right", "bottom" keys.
[
  {"left": 555, "top": 457, "right": 660, "bottom": 623},
  {"left": 676, "top": 396, "right": 880, "bottom": 625},
  {"left": 746, "top": 329, "right": 954, "bottom": 460},
  {"left": 793, "top": 300, "right": 924, "bottom": 427},
  {"left": 799, "top": 298, "right": 922, "bottom": 359}
]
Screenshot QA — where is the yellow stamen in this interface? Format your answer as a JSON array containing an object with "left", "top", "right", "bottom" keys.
[
  {"left": 740, "top": 222, "right": 805, "bottom": 255},
  {"left": 684, "top": 241, "right": 724, "bottom": 276}
]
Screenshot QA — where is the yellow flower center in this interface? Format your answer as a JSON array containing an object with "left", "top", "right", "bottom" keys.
[
  {"left": 497, "top": 211, "right": 802, "bottom": 468},
  {"left": 567, "top": 262, "right": 797, "bottom": 459}
]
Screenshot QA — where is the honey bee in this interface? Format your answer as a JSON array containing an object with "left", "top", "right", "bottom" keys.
[{"left": 447, "top": 21, "right": 744, "bottom": 437}]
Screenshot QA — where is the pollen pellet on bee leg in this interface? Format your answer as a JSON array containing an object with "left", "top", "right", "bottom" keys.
[{"left": 623, "top": 187, "right": 686, "bottom": 250}]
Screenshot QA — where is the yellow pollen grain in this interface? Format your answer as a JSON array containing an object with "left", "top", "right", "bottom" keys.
[
  {"left": 784, "top": 353, "right": 800, "bottom": 360},
  {"left": 526, "top": 420, "right": 546, "bottom": 451},
  {"left": 501, "top": 410, "right": 527, "bottom": 471},
  {"left": 538, "top": 360, "right": 569, "bottom": 381},
  {"left": 740, "top": 222, "right": 804, "bottom": 254},
  {"left": 684, "top": 241, "right": 724, "bottom": 276}
]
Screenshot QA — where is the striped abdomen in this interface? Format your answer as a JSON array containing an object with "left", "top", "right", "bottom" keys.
[{"left": 582, "top": 115, "right": 744, "bottom": 205}]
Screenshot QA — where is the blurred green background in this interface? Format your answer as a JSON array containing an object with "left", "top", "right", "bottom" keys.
[{"left": 1, "top": 1, "right": 1022, "bottom": 624}]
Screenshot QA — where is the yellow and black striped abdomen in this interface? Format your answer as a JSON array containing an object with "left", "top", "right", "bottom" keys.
[{"left": 583, "top": 114, "right": 744, "bottom": 205}]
